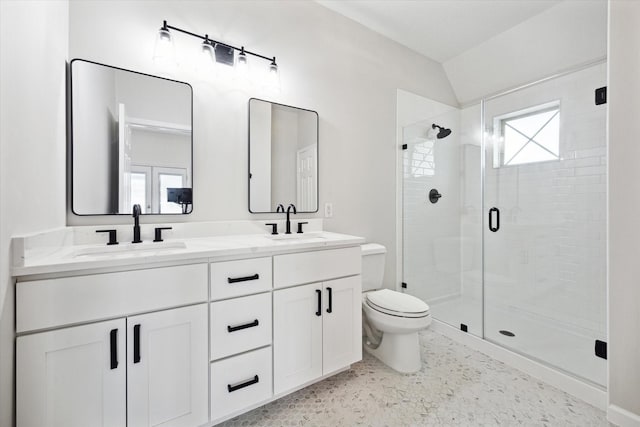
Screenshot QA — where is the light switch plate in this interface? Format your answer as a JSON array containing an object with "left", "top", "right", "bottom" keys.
[{"left": 324, "top": 203, "right": 333, "bottom": 218}]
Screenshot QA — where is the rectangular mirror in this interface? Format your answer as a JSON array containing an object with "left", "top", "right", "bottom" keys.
[
  {"left": 70, "top": 59, "right": 193, "bottom": 215},
  {"left": 249, "top": 98, "right": 318, "bottom": 213}
]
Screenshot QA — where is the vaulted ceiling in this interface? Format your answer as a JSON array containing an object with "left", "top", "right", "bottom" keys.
[{"left": 316, "top": 0, "right": 561, "bottom": 63}]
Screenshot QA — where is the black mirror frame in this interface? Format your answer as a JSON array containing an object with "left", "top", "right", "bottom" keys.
[
  {"left": 68, "top": 58, "right": 194, "bottom": 216},
  {"left": 247, "top": 97, "right": 319, "bottom": 214}
]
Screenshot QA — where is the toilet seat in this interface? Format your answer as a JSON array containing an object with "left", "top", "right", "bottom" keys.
[{"left": 365, "top": 289, "right": 430, "bottom": 318}]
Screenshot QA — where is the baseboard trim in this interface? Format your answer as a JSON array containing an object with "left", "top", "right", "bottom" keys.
[
  {"left": 608, "top": 405, "right": 640, "bottom": 427},
  {"left": 431, "top": 319, "right": 607, "bottom": 410}
]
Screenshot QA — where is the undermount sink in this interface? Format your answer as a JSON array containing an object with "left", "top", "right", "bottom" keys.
[
  {"left": 71, "top": 241, "right": 187, "bottom": 259},
  {"left": 266, "top": 232, "right": 327, "bottom": 241}
]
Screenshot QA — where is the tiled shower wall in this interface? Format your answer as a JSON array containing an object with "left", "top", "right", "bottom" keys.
[{"left": 402, "top": 110, "right": 462, "bottom": 304}]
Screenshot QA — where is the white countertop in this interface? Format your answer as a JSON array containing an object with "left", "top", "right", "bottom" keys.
[{"left": 13, "top": 231, "right": 365, "bottom": 278}]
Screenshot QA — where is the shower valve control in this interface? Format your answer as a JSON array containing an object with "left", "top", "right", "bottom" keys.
[{"left": 429, "top": 189, "right": 442, "bottom": 204}]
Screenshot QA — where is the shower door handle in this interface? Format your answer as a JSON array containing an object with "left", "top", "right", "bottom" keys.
[{"left": 489, "top": 207, "right": 500, "bottom": 232}]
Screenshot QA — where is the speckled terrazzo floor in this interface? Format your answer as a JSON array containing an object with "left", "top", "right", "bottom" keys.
[{"left": 219, "top": 330, "right": 610, "bottom": 426}]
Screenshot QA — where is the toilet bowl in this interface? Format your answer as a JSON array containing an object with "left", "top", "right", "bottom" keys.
[{"left": 361, "top": 244, "right": 431, "bottom": 373}]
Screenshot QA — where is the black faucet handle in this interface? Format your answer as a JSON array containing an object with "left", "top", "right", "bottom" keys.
[
  {"left": 96, "top": 229, "right": 119, "bottom": 245},
  {"left": 296, "top": 222, "right": 308, "bottom": 234},
  {"left": 153, "top": 227, "right": 172, "bottom": 242},
  {"left": 265, "top": 223, "right": 278, "bottom": 235}
]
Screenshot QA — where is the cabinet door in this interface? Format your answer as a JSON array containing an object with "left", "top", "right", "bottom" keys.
[
  {"left": 127, "top": 304, "right": 208, "bottom": 427},
  {"left": 322, "top": 275, "right": 362, "bottom": 374},
  {"left": 16, "top": 319, "right": 126, "bottom": 427},
  {"left": 273, "top": 283, "right": 323, "bottom": 394}
]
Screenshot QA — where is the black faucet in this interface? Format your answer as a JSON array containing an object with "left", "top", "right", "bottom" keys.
[
  {"left": 132, "top": 204, "right": 142, "bottom": 243},
  {"left": 285, "top": 204, "right": 297, "bottom": 234},
  {"left": 276, "top": 204, "right": 285, "bottom": 213}
]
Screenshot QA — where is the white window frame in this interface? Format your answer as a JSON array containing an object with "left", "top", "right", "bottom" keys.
[{"left": 492, "top": 100, "right": 561, "bottom": 168}]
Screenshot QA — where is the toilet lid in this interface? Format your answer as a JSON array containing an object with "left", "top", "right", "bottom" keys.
[{"left": 366, "top": 289, "right": 429, "bottom": 318}]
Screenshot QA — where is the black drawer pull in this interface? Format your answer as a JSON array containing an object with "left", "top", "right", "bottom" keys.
[
  {"left": 228, "top": 274, "right": 259, "bottom": 284},
  {"left": 110, "top": 328, "right": 118, "bottom": 370},
  {"left": 133, "top": 324, "right": 141, "bottom": 364},
  {"left": 227, "top": 319, "right": 259, "bottom": 333},
  {"left": 326, "top": 287, "right": 333, "bottom": 314},
  {"left": 227, "top": 375, "right": 259, "bottom": 393},
  {"left": 316, "top": 289, "right": 322, "bottom": 316}
]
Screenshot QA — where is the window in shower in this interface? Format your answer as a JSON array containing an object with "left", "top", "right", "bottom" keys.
[{"left": 493, "top": 101, "right": 560, "bottom": 167}]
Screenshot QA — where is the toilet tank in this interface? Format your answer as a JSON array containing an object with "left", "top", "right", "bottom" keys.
[{"left": 361, "top": 243, "right": 386, "bottom": 291}]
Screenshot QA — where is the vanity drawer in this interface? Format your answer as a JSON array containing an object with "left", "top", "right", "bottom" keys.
[
  {"left": 210, "top": 293, "right": 272, "bottom": 360},
  {"left": 211, "top": 346, "right": 272, "bottom": 421},
  {"left": 273, "top": 246, "right": 361, "bottom": 288},
  {"left": 17, "top": 263, "right": 208, "bottom": 333},
  {"left": 210, "top": 257, "right": 272, "bottom": 300}
]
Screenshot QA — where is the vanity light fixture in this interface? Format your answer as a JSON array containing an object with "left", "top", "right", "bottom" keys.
[{"left": 154, "top": 20, "right": 278, "bottom": 76}]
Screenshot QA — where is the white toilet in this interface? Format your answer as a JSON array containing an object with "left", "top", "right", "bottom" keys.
[{"left": 361, "top": 243, "right": 431, "bottom": 373}]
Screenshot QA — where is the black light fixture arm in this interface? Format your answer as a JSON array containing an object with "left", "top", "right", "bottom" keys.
[{"left": 162, "top": 20, "right": 275, "bottom": 64}]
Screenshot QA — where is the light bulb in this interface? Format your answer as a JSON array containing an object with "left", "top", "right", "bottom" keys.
[
  {"left": 152, "top": 24, "right": 176, "bottom": 69},
  {"left": 234, "top": 47, "right": 250, "bottom": 84},
  {"left": 237, "top": 49, "right": 248, "bottom": 72},
  {"left": 266, "top": 57, "right": 280, "bottom": 92},
  {"left": 196, "top": 39, "right": 216, "bottom": 77}
]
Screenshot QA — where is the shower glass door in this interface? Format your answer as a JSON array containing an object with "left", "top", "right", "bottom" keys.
[
  {"left": 402, "top": 107, "right": 483, "bottom": 337},
  {"left": 482, "top": 63, "right": 607, "bottom": 386}
]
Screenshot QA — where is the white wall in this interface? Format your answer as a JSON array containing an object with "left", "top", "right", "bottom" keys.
[
  {"left": 0, "top": 2, "right": 69, "bottom": 427},
  {"left": 67, "top": 0, "right": 459, "bottom": 289},
  {"left": 444, "top": 0, "right": 608, "bottom": 105},
  {"left": 608, "top": 0, "right": 640, "bottom": 423}
]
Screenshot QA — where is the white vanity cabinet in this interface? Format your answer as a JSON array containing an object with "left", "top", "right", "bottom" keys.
[
  {"left": 17, "top": 319, "right": 127, "bottom": 427},
  {"left": 127, "top": 304, "right": 208, "bottom": 427},
  {"left": 13, "top": 231, "right": 365, "bottom": 427},
  {"left": 16, "top": 263, "right": 209, "bottom": 427},
  {"left": 272, "top": 248, "right": 362, "bottom": 395}
]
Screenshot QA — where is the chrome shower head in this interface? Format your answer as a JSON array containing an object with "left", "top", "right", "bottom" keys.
[{"left": 432, "top": 124, "right": 452, "bottom": 139}]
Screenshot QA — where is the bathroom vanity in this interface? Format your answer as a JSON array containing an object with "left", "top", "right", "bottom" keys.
[{"left": 13, "top": 226, "right": 363, "bottom": 427}]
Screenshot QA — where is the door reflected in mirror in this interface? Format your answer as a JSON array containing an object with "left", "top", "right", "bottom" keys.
[
  {"left": 70, "top": 59, "right": 193, "bottom": 215},
  {"left": 249, "top": 98, "right": 318, "bottom": 213}
]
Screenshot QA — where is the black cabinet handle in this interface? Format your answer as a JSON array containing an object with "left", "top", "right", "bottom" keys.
[
  {"left": 110, "top": 328, "right": 118, "bottom": 369},
  {"left": 489, "top": 207, "right": 500, "bottom": 232},
  {"left": 227, "top": 319, "right": 259, "bottom": 333},
  {"left": 133, "top": 324, "right": 141, "bottom": 364},
  {"left": 297, "top": 222, "right": 308, "bottom": 234},
  {"left": 227, "top": 375, "right": 259, "bottom": 393},
  {"left": 316, "top": 289, "right": 322, "bottom": 316},
  {"left": 326, "top": 287, "right": 333, "bottom": 314},
  {"left": 228, "top": 274, "right": 259, "bottom": 284}
]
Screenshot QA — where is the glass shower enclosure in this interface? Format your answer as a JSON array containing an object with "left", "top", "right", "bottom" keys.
[{"left": 401, "top": 62, "right": 607, "bottom": 387}]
